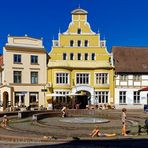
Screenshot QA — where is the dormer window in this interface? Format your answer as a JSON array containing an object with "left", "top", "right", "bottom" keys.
[
  {"left": 100, "top": 40, "right": 106, "bottom": 47},
  {"left": 70, "top": 40, "right": 74, "bottom": 47},
  {"left": 77, "top": 28, "right": 81, "bottom": 34},
  {"left": 84, "top": 40, "right": 88, "bottom": 47},
  {"left": 78, "top": 40, "right": 81, "bottom": 47}
]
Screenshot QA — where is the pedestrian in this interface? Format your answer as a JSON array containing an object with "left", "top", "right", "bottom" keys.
[
  {"left": 1, "top": 115, "right": 9, "bottom": 128},
  {"left": 121, "top": 108, "right": 127, "bottom": 136},
  {"left": 61, "top": 106, "right": 67, "bottom": 117}
]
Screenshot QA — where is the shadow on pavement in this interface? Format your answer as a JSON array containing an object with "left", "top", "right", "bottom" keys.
[{"left": 22, "top": 138, "right": 148, "bottom": 148}]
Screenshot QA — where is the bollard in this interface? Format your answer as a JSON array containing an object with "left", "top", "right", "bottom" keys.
[
  {"left": 32, "top": 114, "right": 37, "bottom": 121},
  {"left": 18, "top": 111, "right": 22, "bottom": 119}
]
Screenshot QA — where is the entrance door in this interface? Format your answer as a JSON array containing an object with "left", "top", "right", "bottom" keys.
[
  {"left": 75, "top": 91, "right": 91, "bottom": 109},
  {"left": 3, "top": 91, "right": 9, "bottom": 110}
]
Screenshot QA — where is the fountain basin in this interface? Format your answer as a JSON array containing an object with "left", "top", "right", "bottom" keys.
[{"left": 60, "top": 117, "right": 109, "bottom": 124}]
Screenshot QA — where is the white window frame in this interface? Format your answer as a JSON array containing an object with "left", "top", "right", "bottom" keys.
[
  {"left": 31, "top": 55, "right": 38, "bottom": 64},
  {"left": 31, "top": 71, "right": 38, "bottom": 84},
  {"left": 63, "top": 53, "right": 67, "bottom": 60},
  {"left": 54, "top": 90, "right": 70, "bottom": 103},
  {"left": 120, "top": 75, "right": 127, "bottom": 81},
  {"left": 13, "top": 71, "right": 22, "bottom": 84},
  {"left": 70, "top": 53, "right": 74, "bottom": 60},
  {"left": 84, "top": 40, "right": 89, "bottom": 47},
  {"left": 14, "top": 54, "right": 21, "bottom": 63},
  {"left": 29, "top": 92, "right": 39, "bottom": 106},
  {"left": 84, "top": 53, "right": 89, "bottom": 60},
  {"left": 133, "top": 91, "right": 140, "bottom": 104},
  {"left": 77, "top": 40, "right": 81, "bottom": 47},
  {"left": 14, "top": 92, "right": 25, "bottom": 107},
  {"left": 133, "top": 75, "right": 141, "bottom": 81},
  {"left": 119, "top": 91, "right": 126, "bottom": 104},
  {"left": 75, "top": 72, "right": 90, "bottom": 85},
  {"left": 55, "top": 72, "right": 70, "bottom": 85},
  {"left": 95, "top": 73, "right": 109, "bottom": 85},
  {"left": 91, "top": 53, "right": 95, "bottom": 60},
  {"left": 77, "top": 53, "right": 82, "bottom": 60},
  {"left": 95, "top": 91, "right": 109, "bottom": 104},
  {"left": 77, "top": 28, "right": 81, "bottom": 34},
  {"left": 70, "top": 40, "right": 74, "bottom": 47}
]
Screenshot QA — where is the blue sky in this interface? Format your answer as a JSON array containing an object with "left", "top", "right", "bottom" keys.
[{"left": 0, "top": 0, "right": 148, "bottom": 54}]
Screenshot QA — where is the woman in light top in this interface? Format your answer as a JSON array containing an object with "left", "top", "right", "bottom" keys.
[{"left": 121, "top": 108, "right": 127, "bottom": 136}]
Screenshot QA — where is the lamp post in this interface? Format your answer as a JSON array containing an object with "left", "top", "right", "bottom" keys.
[{"left": 41, "top": 86, "right": 47, "bottom": 108}]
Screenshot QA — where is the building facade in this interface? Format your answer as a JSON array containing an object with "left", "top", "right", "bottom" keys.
[
  {"left": 0, "top": 55, "right": 3, "bottom": 86},
  {"left": 47, "top": 8, "right": 114, "bottom": 109},
  {"left": 0, "top": 36, "right": 47, "bottom": 111},
  {"left": 113, "top": 46, "right": 148, "bottom": 109}
]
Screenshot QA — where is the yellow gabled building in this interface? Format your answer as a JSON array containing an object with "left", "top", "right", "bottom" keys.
[{"left": 47, "top": 8, "right": 114, "bottom": 109}]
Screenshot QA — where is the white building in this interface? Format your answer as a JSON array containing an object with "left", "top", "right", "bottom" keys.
[
  {"left": 113, "top": 46, "right": 148, "bottom": 109},
  {"left": 0, "top": 36, "right": 47, "bottom": 111}
]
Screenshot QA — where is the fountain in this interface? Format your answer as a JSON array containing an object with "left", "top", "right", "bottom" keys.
[{"left": 60, "top": 117, "right": 109, "bottom": 124}]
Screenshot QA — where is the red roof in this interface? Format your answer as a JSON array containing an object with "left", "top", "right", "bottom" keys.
[
  {"left": 0, "top": 55, "right": 3, "bottom": 66},
  {"left": 112, "top": 46, "right": 148, "bottom": 73},
  {"left": 139, "top": 87, "right": 148, "bottom": 91}
]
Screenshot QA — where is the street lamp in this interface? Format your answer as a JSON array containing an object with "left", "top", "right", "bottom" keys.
[{"left": 41, "top": 86, "right": 47, "bottom": 108}]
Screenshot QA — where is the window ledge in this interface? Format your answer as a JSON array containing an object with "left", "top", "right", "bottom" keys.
[
  {"left": 31, "top": 63, "right": 39, "bottom": 65},
  {"left": 14, "top": 62, "right": 23, "bottom": 64}
]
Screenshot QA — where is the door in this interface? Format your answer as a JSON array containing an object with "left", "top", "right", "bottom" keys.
[{"left": 3, "top": 91, "right": 9, "bottom": 110}]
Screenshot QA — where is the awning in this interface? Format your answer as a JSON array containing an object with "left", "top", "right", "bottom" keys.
[
  {"left": 65, "top": 92, "right": 85, "bottom": 96},
  {"left": 46, "top": 93, "right": 66, "bottom": 97},
  {"left": 138, "top": 87, "right": 148, "bottom": 92}
]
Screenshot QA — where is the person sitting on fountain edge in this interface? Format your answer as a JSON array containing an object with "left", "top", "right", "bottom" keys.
[{"left": 1, "top": 115, "right": 9, "bottom": 128}]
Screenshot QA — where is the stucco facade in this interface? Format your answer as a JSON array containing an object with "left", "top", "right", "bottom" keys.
[
  {"left": 47, "top": 8, "right": 114, "bottom": 109},
  {"left": 114, "top": 75, "right": 148, "bottom": 109},
  {"left": 0, "top": 36, "right": 47, "bottom": 111}
]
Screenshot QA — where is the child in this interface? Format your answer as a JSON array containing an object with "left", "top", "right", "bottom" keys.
[{"left": 1, "top": 115, "right": 9, "bottom": 128}]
